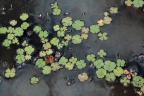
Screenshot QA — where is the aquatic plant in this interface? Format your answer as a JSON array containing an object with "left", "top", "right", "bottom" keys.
[
  {"left": 69, "top": 57, "right": 77, "bottom": 64},
  {"left": 52, "top": 7, "right": 61, "bottom": 15},
  {"left": 51, "top": 2, "right": 58, "bottom": 9},
  {"left": 64, "top": 34, "right": 72, "bottom": 41},
  {"left": 120, "top": 77, "right": 130, "bottom": 86},
  {"left": 5, "top": 68, "right": 16, "bottom": 78},
  {"left": 103, "top": 16, "right": 112, "bottom": 24},
  {"left": 36, "top": 59, "right": 46, "bottom": 68},
  {"left": 61, "top": 17, "right": 73, "bottom": 26},
  {"left": 106, "top": 73, "right": 116, "bottom": 82},
  {"left": 30, "top": 76, "right": 39, "bottom": 85},
  {"left": 72, "top": 35, "right": 82, "bottom": 44},
  {"left": 33, "top": 26, "right": 42, "bottom": 33},
  {"left": 21, "top": 22, "right": 29, "bottom": 30},
  {"left": 86, "top": 54, "right": 96, "bottom": 62},
  {"left": 116, "top": 59, "right": 125, "bottom": 67},
  {"left": 90, "top": 25, "right": 100, "bottom": 33},
  {"left": 44, "top": 55, "right": 54, "bottom": 64},
  {"left": 25, "top": 54, "right": 31, "bottom": 60},
  {"left": 51, "top": 62, "right": 60, "bottom": 71},
  {"left": 0, "top": 27, "right": 7, "bottom": 34},
  {"left": 110, "top": 7, "right": 118, "bottom": 14},
  {"left": 2, "top": 39, "right": 11, "bottom": 47},
  {"left": 39, "top": 30, "right": 48, "bottom": 38},
  {"left": 20, "top": 13, "right": 29, "bottom": 21},
  {"left": 65, "top": 62, "right": 74, "bottom": 70},
  {"left": 113, "top": 67, "right": 123, "bottom": 77},
  {"left": 43, "top": 42, "right": 51, "bottom": 50},
  {"left": 81, "top": 27, "right": 89, "bottom": 33},
  {"left": 104, "top": 60, "right": 116, "bottom": 72},
  {"left": 132, "top": 76, "right": 144, "bottom": 87},
  {"left": 141, "top": 86, "right": 144, "bottom": 94},
  {"left": 76, "top": 60, "right": 86, "bottom": 69},
  {"left": 98, "top": 32, "right": 108, "bottom": 41},
  {"left": 97, "top": 19, "right": 104, "bottom": 26},
  {"left": 59, "top": 56, "right": 68, "bottom": 65},
  {"left": 104, "top": 12, "right": 109, "bottom": 16},
  {"left": 16, "top": 48, "right": 24, "bottom": 55},
  {"left": 81, "top": 33, "right": 88, "bottom": 40},
  {"left": 7, "top": 27, "right": 14, "bottom": 33},
  {"left": 50, "top": 37, "right": 59, "bottom": 46},
  {"left": 39, "top": 51, "right": 46, "bottom": 57},
  {"left": 94, "top": 59, "right": 104, "bottom": 69},
  {"left": 125, "top": 0, "right": 133, "bottom": 6},
  {"left": 16, "top": 54, "right": 25, "bottom": 64},
  {"left": 97, "top": 49, "right": 107, "bottom": 57},
  {"left": 42, "top": 66, "right": 51, "bottom": 74},
  {"left": 14, "top": 27, "right": 24, "bottom": 36},
  {"left": 78, "top": 72, "right": 88, "bottom": 82},
  {"left": 57, "top": 31, "right": 65, "bottom": 37},
  {"left": 96, "top": 68, "right": 107, "bottom": 79},
  {"left": 10, "top": 20, "right": 17, "bottom": 26},
  {"left": 72, "top": 20, "right": 84, "bottom": 30},
  {"left": 7, "top": 34, "right": 14, "bottom": 40},
  {"left": 123, "top": 69, "right": 137, "bottom": 79},
  {"left": 53, "top": 25, "right": 60, "bottom": 31},
  {"left": 133, "top": 0, "right": 144, "bottom": 8},
  {"left": 24, "top": 45, "right": 34, "bottom": 55}
]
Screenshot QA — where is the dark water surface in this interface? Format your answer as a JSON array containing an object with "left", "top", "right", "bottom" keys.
[{"left": 0, "top": 0, "right": 144, "bottom": 96}]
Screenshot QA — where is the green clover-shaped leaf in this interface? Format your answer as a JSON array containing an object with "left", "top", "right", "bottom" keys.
[
  {"left": 2, "top": 39, "right": 11, "bottom": 47},
  {"left": 52, "top": 8, "right": 61, "bottom": 15},
  {"left": 104, "top": 60, "right": 116, "bottom": 72},
  {"left": 113, "top": 67, "right": 123, "bottom": 77},
  {"left": 21, "top": 22, "right": 30, "bottom": 30},
  {"left": 59, "top": 56, "right": 68, "bottom": 65},
  {"left": 86, "top": 54, "right": 96, "bottom": 62},
  {"left": 120, "top": 77, "right": 130, "bottom": 86},
  {"left": 116, "top": 59, "right": 125, "bottom": 67},
  {"left": 7, "top": 34, "right": 14, "bottom": 40},
  {"left": 90, "top": 25, "right": 100, "bottom": 33},
  {"left": 30, "top": 76, "right": 39, "bottom": 84},
  {"left": 125, "top": 0, "right": 133, "bottom": 6},
  {"left": 106, "top": 73, "right": 116, "bottom": 82},
  {"left": 53, "top": 25, "right": 60, "bottom": 31},
  {"left": 72, "top": 35, "right": 82, "bottom": 44},
  {"left": 0, "top": 27, "right": 7, "bottom": 34},
  {"left": 42, "top": 66, "right": 51, "bottom": 74},
  {"left": 51, "top": 62, "right": 60, "bottom": 71},
  {"left": 65, "top": 62, "right": 74, "bottom": 70},
  {"left": 61, "top": 17, "right": 73, "bottom": 26},
  {"left": 94, "top": 59, "right": 104, "bottom": 69},
  {"left": 36, "top": 59, "right": 46, "bottom": 68},
  {"left": 20, "top": 13, "right": 29, "bottom": 21},
  {"left": 133, "top": 0, "right": 144, "bottom": 8},
  {"left": 14, "top": 27, "right": 24, "bottom": 36},
  {"left": 39, "top": 30, "right": 48, "bottom": 38},
  {"left": 50, "top": 38, "right": 59, "bottom": 46},
  {"left": 5, "top": 68, "right": 16, "bottom": 78},
  {"left": 98, "top": 32, "right": 108, "bottom": 41},
  {"left": 16, "top": 55, "right": 25, "bottom": 64},
  {"left": 98, "top": 49, "right": 107, "bottom": 57},
  {"left": 72, "top": 20, "right": 84, "bottom": 30},
  {"left": 132, "top": 76, "right": 144, "bottom": 87},
  {"left": 43, "top": 42, "right": 51, "bottom": 50},
  {"left": 69, "top": 57, "right": 77, "bottom": 64},
  {"left": 24, "top": 45, "right": 34, "bottom": 55},
  {"left": 76, "top": 60, "right": 86, "bottom": 69},
  {"left": 110, "top": 7, "right": 118, "bottom": 14},
  {"left": 33, "top": 26, "right": 42, "bottom": 33},
  {"left": 16, "top": 48, "right": 24, "bottom": 55},
  {"left": 96, "top": 68, "right": 106, "bottom": 79}
]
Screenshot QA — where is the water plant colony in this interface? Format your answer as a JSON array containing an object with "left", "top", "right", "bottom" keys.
[{"left": 1, "top": 0, "right": 144, "bottom": 95}]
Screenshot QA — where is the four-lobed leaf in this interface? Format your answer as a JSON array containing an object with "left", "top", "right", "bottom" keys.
[
  {"left": 24, "top": 45, "right": 34, "bottom": 55},
  {"left": 42, "top": 66, "right": 51, "bottom": 74},
  {"left": 78, "top": 72, "right": 88, "bottom": 82},
  {"left": 98, "top": 49, "right": 107, "bottom": 57},
  {"left": 116, "top": 59, "right": 125, "bottom": 67},
  {"left": 30, "top": 76, "right": 39, "bottom": 84},
  {"left": 86, "top": 54, "right": 96, "bottom": 62},
  {"left": 72, "top": 35, "right": 82, "bottom": 44},
  {"left": 72, "top": 20, "right": 84, "bottom": 30},
  {"left": 113, "top": 67, "right": 123, "bottom": 77},
  {"left": 61, "top": 17, "right": 73, "bottom": 26},
  {"left": 106, "top": 73, "right": 116, "bottom": 82},
  {"left": 36, "top": 59, "right": 46, "bottom": 68},
  {"left": 33, "top": 26, "right": 42, "bottom": 33},
  {"left": 20, "top": 13, "right": 29, "bottom": 21},
  {"left": 90, "top": 25, "right": 100, "bottom": 33},
  {"left": 76, "top": 60, "right": 86, "bottom": 69},
  {"left": 96, "top": 68, "right": 106, "bottom": 79},
  {"left": 50, "top": 38, "right": 59, "bottom": 46},
  {"left": 69, "top": 57, "right": 77, "bottom": 64},
  {"left": 104, "top": 60, "right": 116, "bottom": 72},
  {"left": 59, "top": 56, "right": 68, "bottom": 65},
  {"left": 5, "top": 68, "right": 16, "bottom": 78},
  {"left": 120, "top": 77, "right": 130, "bottom": 86},
  {"left": 94, "top": 59, "right": 104, "bottom": 69},
  {"left": 98, "top": 32, "right": 108, "bottom": 41}
]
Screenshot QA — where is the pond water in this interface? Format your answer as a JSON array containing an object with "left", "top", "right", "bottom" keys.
[{"left": 0, "top": 0, "right": 144, "bottom": 96}]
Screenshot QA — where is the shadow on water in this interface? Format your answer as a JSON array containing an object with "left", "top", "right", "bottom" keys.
[{"left": 1, "top": 0, "right": 144, "bottom": 96}]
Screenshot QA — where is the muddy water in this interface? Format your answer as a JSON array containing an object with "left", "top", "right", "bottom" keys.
[{"left": 0, "top": 0, "right": 144, "bottom": 96}]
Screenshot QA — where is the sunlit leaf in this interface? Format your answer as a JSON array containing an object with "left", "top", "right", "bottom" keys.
[
  {"left": 50, "top": 37, "right": 59, "bottom": 46},
  {"left": 59, "top": 56, "right": 68, "bottom": 65},
  {"left": 5, "top": 68, "right": 16, "bottom": 78},
  {"left": 43, "top": 42, "right": 51, "bottom": 50},
  {"left": 52, "top": 8, "right": 61, "bottom": 15},
  {"left": 86, "top": 54, "right": 96, "bottom": 62},
  {"left": 21, "top": 22, "right": 29, "bottom": 30},
  {"left": 24, "top": 45, "right": 34, "bottom": 55},
  {"left": 76, "top": 60, "right": 86, "bottom": 69},
  {"left": 30, "top": 76, "right": 39, "bottom": 84},
  {"left": 116, "top": 59, "right": 125, "bottom": 67},
  {"left": 113, "top": 67, "right": 123, "bottom": 77},
  {"left": 132, "top": 76, "right": 144, "bottom": 87},
  {"left": 98, "top": 32, "right": 108, "bottom": 41},
  {"left": 69, "top": 57, "right": 77, "bottom": 64},
  {"left": 33, "top": 26, "right": 42, "bottom": 33},
  {"left": 42, "top": 66, "right": 51, "bottom": 74},
  {"left": 20, "top": 13, "right": 29, "bottom": 21},
  {"left": 36, "top": 59, "right": 46, "bottom": 68},
  {"left": 90, "top": 25, "right": 100, "bottom": 33},
  {"left": 61, "top": 17, "right": 73, "bottom": 26},
  {"left": 97, "top": 49, "right": 107, "bottom": 57},
  {"left": 104, "top": 60, "right": 116, "bottom": 72},
  {"left": 94, "top": 59, "right": 104, "bottom": 69},
  {"left": 110, "top": 7, "right": 118, "bottom": 14},
  {"left": 96, "top": 68, "right": 106, "bottom": 79},
  {"left": 72, "top": 35, "right": 82, "bottom": 44},
  {"left": 0, "top": 27, "right": 7, "bottom": 34},
  {"left": 14, "top": 27, "right": 24, "bottom": 36},
  {"left": 72, "top": 20, "right": 84, "bottom": 30}
]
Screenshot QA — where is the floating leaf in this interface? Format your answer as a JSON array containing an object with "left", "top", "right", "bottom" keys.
[
  {"left": 22, "top": 40, "right": 28, "bottom": 47},
  {"left": 141, "top": 86, "right": 144, "bottom": 94},
  {"left": 50, "top": 38, "right": 59, "bottom": 46},
  {"left": 7, "top": 34, "right": 14, "bottom": 40},
  {"left": 104, "top": 60, "right": 116, "bottom": 72},
  {"left": 113, "top": 67, "right": 123, "bottom": 77},
  {"left": 39, "top": 51, "right": 46, "bottom": 57},
  {"left": 53, "top": 25, "right": 60, "bottom": 31},
  {"left": 10, "top": 20, "right": 17, "bottom": 26},
  {"left": 81, "top": 27, "right": 89, "bottom": 33},
  {"left": 69, "top": 57, "right": 77, "bottom": 64},
  {"left": 96, "top": 68, "right": 106, "bottom": 79},
  {"left": 81, "top": 33, "right": 88, "bottom": 40},
  {"left": 7, "top": 27, "right": 14, "bottom": 33},
  {"left": 52, "top": 8, "right": 61, "bottom": 15},
  {"left": 132, "top": 76, "right": 144, "bottom": 87},
  {"left": 106, "top": 73, "right": 116, "bottom": 82},
  {"left": 125, "top": 0, "right": 133, "bottom": 6},
  {"left": 90, "top": 25, "right": 100, "bottom": 33},
  {"left": 116, "top": 59, "right": 125, "bottom": 67},
  {"left": 16, "top": 48, "right": 24, "bottom": 55},
  {"left": 14, "top": 27, "right": 24, "bottom": 36},
  {"left": 86, "top": 54, "right": 96, "bottom": 62},
  {"left": 57, "top": 31, "right": 65, "bottom": 37},
  {"left": 72, "top": 35, "right": 82, "bottom": 44},
  {"left": 98, "top": 49, "right": 107, "bottom": 57},
  {"left": 36, "top": 59, "right": 46, "bottom": 68},
  {"left": 103, "top": 16, "right": 112, "bottom": 24},
  {"left": 94, "top": 59, "right": 104, "bottom": 69},
  {"left": 76, "top": 60, "right": 86, "bottom": 69},
  {"left": 51, "top": 62, "right": 60, "bottom": 71},
  {"left": 43, "top": 42, "right": 51, "bottom": 50},
  {"left": 20, "top": 13, "right": 29, "bottom": 21},
  {"left": 42, "top": 66, "right": 51, "bottom": 74},
  {"left": 133, "top": 0, "right": 144, "bottom": 8},
  {"left": 44, "top": 55, "right": 54, "bottom": 64},
  {"left": 97, "top": 19, "right": 104, "bottom": 26},
  {"left": 46, "top": 49, "right": 53, "bottom": 55},
  {"left": 51, "top": 2, "right": 58, "bottom": 9},
  {"left": 72, "top": 20, "right": 84, "bottom": 30},
  {"left": 104, "top": 12, "right": 109, "bottom": 16},
  {"left": 25, "top": 54, "right": 31, "bottom": 60},
  {"left": 65, "top": 62, "right": 74, "bottom": 70},
  {"left": 30, "top": 76, "right": 39, "bottom": 85},
  {"left": 33, "top": 26, "right": 42, "bottom": 33},
  {"left": 64, "top": 34, "right": 72, "bottom": 41},
  {"left": 21, "top": 22, "right": 29, "bottom": 30},
  {"left": 39, "top": 30, "right": 48, "bottom": 38},
  {"left": 0, "top": 27, "right": 7, "bottom": 34},
  {"left": 98, "top": 32, "right": 108, "bottom": 41},
  {"left": 12, "top": 37, "right": 18, "bottom": 44},
  {"left": 2, "top": 39, "right": 11, "bottom": 47},
  {"left": 120, "top": 77, "right": 130, "bottom": 86},
  {"left": 61, "top": 17, "right": 73, "bottom": 26},
  {"left": 78, "top": 72, "right": 88, "bottom": 82},
  {"left": 5, "top": 68, "right": 16, "bottom": 78},
  {"left": 16, "top": 55, "right": 25, "bottom": 64},
  {"left": 24, "top": 45, "right": 34, "bottom": 55},
  {"left": 110, "top": 7, "right": 118, "bottom": 14},
  {"left": 59, "top": 56, "right": 68, "bottom": 65}
]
